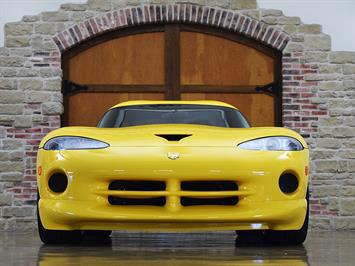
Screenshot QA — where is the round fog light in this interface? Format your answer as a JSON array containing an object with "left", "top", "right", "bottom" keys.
[
  {"left": 48, "top": 173, "right": 68, "bottom": 193},
  {"left": 279, "top": 173, "right": 298, "bottom": 194}
]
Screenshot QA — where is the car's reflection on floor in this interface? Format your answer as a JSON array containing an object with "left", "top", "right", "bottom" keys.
[{"left": 37, "top": 232, "right": 309, "bottom": 266}]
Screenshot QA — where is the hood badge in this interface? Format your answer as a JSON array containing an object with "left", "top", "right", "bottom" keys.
[{"left": 167, "top": 152, "right": 180, "bottom": 160}]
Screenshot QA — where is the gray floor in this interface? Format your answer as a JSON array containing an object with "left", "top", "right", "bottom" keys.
[{"left": 0, "top": 231, "right": 354, "bottom": 266}]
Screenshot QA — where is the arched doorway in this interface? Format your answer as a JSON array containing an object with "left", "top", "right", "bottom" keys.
[{"left": 62, "top": 24, "right": 282, "bottom": 127}]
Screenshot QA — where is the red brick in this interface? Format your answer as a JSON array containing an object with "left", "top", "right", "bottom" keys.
[
  {"left": 294, "top": 99, "right": 310, "bottom": 104},
  {"left": 26, "top": 139, "right": 41, "bottom": 145},
  {"left": 302, "top": 69, "right": 317, "bottom": 74},
  {"left": 89, "top": 18, "right": 99, "bottom": 34},
  {"left": 294, "top": 122, "right": 309, "bottom": 127},
  {"left": 292, "top": 52, "right": 304, "bottom": 57},
  {"left": 302, "top": 105, "right": 318, "bottom": 109},
  {"left": 301, "top": 93, "right": 316, "bottom": 98},
  {"left": 302, "top": 117, "right": 318, "bottom": 121},
  {"left": 301, "top": 82, "right": 318, "bottom": 87},
  {"left": 283, "top": 116, "right": 301, "bottom": 121},
  {"left": 283, "top": 104, "right": 300, "bottom": 110},
  {"left": 312, "top": 111, "right": 327, "bottom": 115},
  {"left": 283, "top": 58, "right": 300, "bottom": 63},
  {"left": 23, "top": 175, "right": 36, "bottom": 181}
]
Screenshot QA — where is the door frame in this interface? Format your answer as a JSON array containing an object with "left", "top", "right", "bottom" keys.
[{"left": 61, "top": 23, "right": 282, "bottom": 126}]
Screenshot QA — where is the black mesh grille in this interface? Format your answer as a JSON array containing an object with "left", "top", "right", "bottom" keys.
[
  {"left": 181, "top": 181, "right": 238, "bottom": 206},
  {"left": 181, "top": 196, "right": 239, "bottom": 206},
  {"left": 109, "top": 180, "right": 166, "bottom": 191},
  {"left": 181, "top": 181, "right": 238, "bottom": 191},
  {"left": 108, "top": 196, "right": 166, "bottom": 206},
  {"left": 108, "top": 180, "right": 166, "bottom": 206}
]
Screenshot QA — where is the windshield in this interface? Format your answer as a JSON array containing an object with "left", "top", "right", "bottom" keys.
[{"left": 97, "top": 104, "right": 250, "bottom": 128}]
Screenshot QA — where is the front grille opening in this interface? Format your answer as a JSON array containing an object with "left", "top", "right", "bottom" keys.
[
  {"left": 181, "top": 196, "right": 239, "bottom": 206},
  {"left": 181, "top": 181, "right": 239, "bottom": 206},
  {"left": 108, "top": 180, "right": 166, "bottom": 206},
  {"left": 108, "top": 180, "right": 166, "bottom": 191},
  {"left": 108, "top": 196, "right": 166, "bottom": 206},
  {"left": 181, "top": 181, "right": 238, "bottom": 191}
]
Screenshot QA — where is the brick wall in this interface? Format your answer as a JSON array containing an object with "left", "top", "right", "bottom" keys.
[{"left": 0, "top": 0, "right": 354, "bottom": 230}]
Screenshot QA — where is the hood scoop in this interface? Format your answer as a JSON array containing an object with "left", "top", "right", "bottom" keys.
[{"left": 155, "top": 134, "right": 192, "bottom": 141}]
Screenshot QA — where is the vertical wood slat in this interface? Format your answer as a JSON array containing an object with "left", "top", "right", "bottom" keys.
[{"left": 165, "top": 25, "right": 181, "bottom": 100}]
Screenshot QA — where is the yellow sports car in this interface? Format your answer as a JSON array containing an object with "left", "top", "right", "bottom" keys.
[{"left": 37, "top": 100, "right": 309, "bottom": 245}]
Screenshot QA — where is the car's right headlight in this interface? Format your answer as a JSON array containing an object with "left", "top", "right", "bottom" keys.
[
  {"left": 238, "top": 136, "right": 303, "bottom": 151},
  {"left": 43, "top": 136, "right": 109, "bottom": 150}
]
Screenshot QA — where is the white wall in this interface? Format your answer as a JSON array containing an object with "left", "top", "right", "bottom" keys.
[
  {"left": 0, "top": 0, "right": 354, "bottom": 51},
  {"left": 258, "top": 0, "right": 355, "bottom": 52},
  {"left": 0, "top": 0, "right": 86, "bottom": 47}
]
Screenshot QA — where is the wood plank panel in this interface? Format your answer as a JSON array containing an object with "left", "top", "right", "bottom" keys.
[
  {"left": 68, "top": 32, "right": 165, "bottom": 85},
  {"left": 180, "top": 32, "right": 274, "bottom": 86},
  {"left": 67, "top": 92, "right": 164, "bottom": 126},
  {"left": 181, "top": 93, "right": 275, "bottom": 127},
  {"left": 165, "top": 25, "right": 181, "bottom": 100}
]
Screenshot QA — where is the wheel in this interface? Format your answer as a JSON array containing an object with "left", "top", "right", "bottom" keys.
[
  {"left": 37, "top": 191, "right": 83, "bottom": 245},
  {"left": 236, "top": 189, "right": 309, "bottom": 246}
]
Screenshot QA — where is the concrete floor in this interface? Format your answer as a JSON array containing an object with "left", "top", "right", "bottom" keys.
[{"left": 0, "top": 231, "right": 354, "bottom": 266}]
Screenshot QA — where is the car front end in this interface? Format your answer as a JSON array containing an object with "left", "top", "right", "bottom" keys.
[
  {"left": 37, "top": 101, "right": 309, "bottom": 245},
  {"left": 37, "top": 125, "right": 308, "bottom": 232}
]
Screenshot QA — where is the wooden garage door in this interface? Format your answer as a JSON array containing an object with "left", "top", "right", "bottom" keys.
[{"left": 63, "top": 25, "right": 281, "bottom": 127}]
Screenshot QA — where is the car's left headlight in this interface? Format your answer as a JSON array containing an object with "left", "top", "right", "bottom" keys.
[
  {"left": 43, "top": 136, "right": 109, "bottom": 150},
  {"left": 238, "top": 136, "right": 303, "bottom": 151}
]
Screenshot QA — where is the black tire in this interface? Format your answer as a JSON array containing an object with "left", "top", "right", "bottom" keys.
[
  {"left": 82, "top": 230, "right": 112, "bottom": 245},
  {"left": 236, "top": 190, "right": 309, "bottom": 246},
  {"left": 83, "top": 230, "right": 112, "bottom": 238},
  {"left": 235, "top": 230, "right": 265, "bottom": 245},
  {"left": 37, "top": 192, "right": 83, "bottom": 245}
]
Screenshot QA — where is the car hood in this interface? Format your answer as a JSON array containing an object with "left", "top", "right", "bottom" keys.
[{"left": 39, "top": 124, "right": 308, "bottom": 149}]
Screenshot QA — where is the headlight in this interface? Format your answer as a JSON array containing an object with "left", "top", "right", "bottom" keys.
[
  {"left": 238, "top": 136, "right": 303, "bottom": 151},
  {"left": 43, "top": 136, "right": 109, "bottom": 150}
]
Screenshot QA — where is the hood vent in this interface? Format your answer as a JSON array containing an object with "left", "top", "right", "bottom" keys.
[{"left": 156, "top": 134, "right": 192, "bottom": 141}]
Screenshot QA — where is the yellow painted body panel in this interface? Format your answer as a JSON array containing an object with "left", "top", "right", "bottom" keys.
[{"left": 37, "top": 101, "right": 309, "bottom": 231}]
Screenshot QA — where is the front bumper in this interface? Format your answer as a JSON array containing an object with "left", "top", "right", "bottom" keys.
[
  {"left": 39, "top": 199, "right": 307, "bottom": 231},
  {"left": 37, "top": 146, "right": 309, "bottom": 231}
]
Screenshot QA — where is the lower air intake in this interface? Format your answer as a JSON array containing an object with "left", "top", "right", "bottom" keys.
[
  {"left": 108, "top": 180, "right": 166, "bottom": 191},
  {"left": 181, "top": 181, "right": 239, "bottom": 206},
  {"left": 108, "top": 196, "right": 166, "bottom": 206},
  {"left": 108, "top": 180, "right": 166, "bottom": 206},
  {"left": 181, "top": 181, "right": 238, "bottom": 191}
]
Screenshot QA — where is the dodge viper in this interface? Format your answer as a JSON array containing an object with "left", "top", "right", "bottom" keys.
[{"left": 37, "top": 100, "right": 309, "bottom": 245}]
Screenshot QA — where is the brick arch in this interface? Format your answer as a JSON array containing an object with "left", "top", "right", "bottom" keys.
[{"left": 53, "top": 4, "right": 290, "bottom": 53}]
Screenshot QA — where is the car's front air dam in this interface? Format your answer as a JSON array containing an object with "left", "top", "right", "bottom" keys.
[{"left": 39, "top": 198, "right": 307, "bottom": 231}]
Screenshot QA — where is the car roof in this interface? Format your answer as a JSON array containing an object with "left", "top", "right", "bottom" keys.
[{"left": 110, "top": 100, "right": 238, "bottom": 110}]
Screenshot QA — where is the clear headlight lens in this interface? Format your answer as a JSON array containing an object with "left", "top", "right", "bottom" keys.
[
  {"left": 238, "top": 136, "right": 303, "bottom": 151},
  {"left": 43, "top": 136, "right": 109, "bottom": 150}
]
